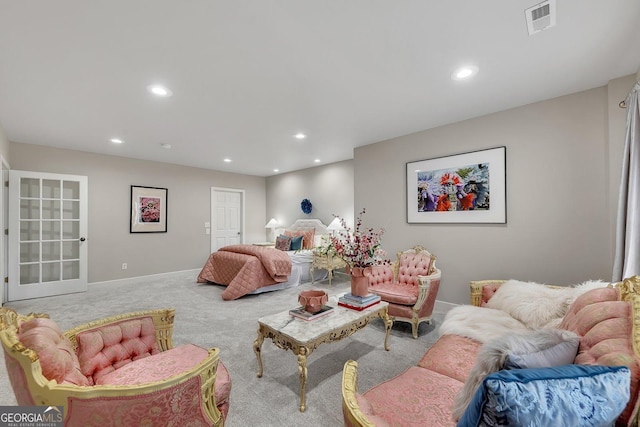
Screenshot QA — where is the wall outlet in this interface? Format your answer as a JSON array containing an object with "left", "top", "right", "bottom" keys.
[{"left": 122, "top": 263, "right": 127, "bottom": 270}]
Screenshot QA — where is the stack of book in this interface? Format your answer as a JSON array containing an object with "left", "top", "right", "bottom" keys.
[
  {"left": 289, "top": 305, "right": 334, "bottom": 321},
  {"left": 338, "top": 293, "right": 381, "bottom": 311}
]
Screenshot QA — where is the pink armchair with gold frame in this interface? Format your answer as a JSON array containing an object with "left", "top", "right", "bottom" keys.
[
  {"left": 365, "top": 245, "right": 441, "bottom": 339},
  {"left": 0, "top": 307, "right": 230, "bottom": 426}
]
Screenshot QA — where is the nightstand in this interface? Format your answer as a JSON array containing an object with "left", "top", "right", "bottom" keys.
[
  {"left": 310, "top": 253, "right": 347, "bottom": 286},
  {"left": 253, "top": 242, "right": 275, "bottom": 247}
]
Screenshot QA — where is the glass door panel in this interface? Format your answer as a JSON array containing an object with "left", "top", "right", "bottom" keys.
[{"left": 9, "top": 170, "right": 87, "bottom": 300}]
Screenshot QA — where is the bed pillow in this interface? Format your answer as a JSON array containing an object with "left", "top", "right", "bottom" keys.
[
  {"left": 457, "top": 365, "right": 631, "bottom": 427},
  {"left": 275, "top": 235, "right": 292, "bottom": 251},
  {"left": 285, "top": 229, "right": 315, "bottom": 249},
  {"left": 289, "top": 235, "right": 304, "bottom": 251}
]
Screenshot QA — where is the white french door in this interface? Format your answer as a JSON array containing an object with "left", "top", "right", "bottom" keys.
[
  {"left": 8, "top": 170, "right": 88, "bottom": 301},
  {"left": 210, "top": 188, "right": 244, "bottom": 252}
]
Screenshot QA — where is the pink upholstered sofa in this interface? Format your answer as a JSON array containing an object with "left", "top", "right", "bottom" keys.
[
  {"left": 342, "top": 276, "right": 640, "bottom": 427},
  {"left": 0, "top": 308, "right": 231, "bottom": 426}
]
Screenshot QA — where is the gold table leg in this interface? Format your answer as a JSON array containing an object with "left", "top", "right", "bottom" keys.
[
  {"left": 253, "top": 327, "right": 265, "bottom": 377},
  {"left": 296, "top": 347, "right": 309, "bottom": 412},
  {"left": 379, "top": 308, "right": 393, "bottom": 351}
]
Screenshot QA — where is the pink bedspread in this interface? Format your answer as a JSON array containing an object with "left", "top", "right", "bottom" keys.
[{"left": 197, "top": 245, "right": 292, "bottom": 300}]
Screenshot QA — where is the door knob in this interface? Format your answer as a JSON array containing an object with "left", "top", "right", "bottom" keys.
[{"left": 80, "top": 237, "right": 86, "bottom": 242}]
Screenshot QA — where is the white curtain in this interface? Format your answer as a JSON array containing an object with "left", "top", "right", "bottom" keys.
[{"left": 613, "top": 81, "right": 640, "bottom": 281}]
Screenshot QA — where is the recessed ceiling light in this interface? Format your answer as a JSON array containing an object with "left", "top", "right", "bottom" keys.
[
  {"left": 294, "top": 133, "right": 307, "bottom": 140},
  {"left": 273, "top": 168, "right": 279, "bottom": 173},
  {"left": 110, "top": 138, "right": 124, "bottom": 144},
  {"left": 451, "top": 65, "right": 479, "bottom": 80},
  {"left": 160, "top": 143, "right": 172, "bottom": 149},
  {"left": 223, "top": 158, "right": 232, "bottom": 163},
  {"left": 147, "top": 85, "right": 173, "bottom": 97},
  {"left": 314, "top": 159, "right": 321, "bottom": 163}
]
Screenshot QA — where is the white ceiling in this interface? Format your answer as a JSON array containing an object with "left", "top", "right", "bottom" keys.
[{"left": 1, "top": 1, "right": 639, "bottom": 177}]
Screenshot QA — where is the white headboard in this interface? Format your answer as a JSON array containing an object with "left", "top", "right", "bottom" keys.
[{"left": 288, "top": 218, "right": 329, "bottom": 235}]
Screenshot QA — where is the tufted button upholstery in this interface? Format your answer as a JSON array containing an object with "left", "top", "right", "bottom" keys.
[
  {"left": 367, "top": 245, "right": 441, "bottom": 339},
  {"left": 367, "top": 266, "right": 395, "bottom": 287},
  {"left": 397, "top": 252, "right": 433, "bottom": 286},
  {"left": 76, "top": 317, "right": 159, "bottom": 384}
]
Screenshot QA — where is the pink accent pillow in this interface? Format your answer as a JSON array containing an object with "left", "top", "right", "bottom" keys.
[
  {"left": 285, "top": 229, "right": 315, "bottom": 250},
  {"left": 18, "top": 317, "right": 91, "bottom": 386}
]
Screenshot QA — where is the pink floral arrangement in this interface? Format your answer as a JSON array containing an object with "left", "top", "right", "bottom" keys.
[{"left": 330, "top": 208, "right": 388, "bottom": 269}]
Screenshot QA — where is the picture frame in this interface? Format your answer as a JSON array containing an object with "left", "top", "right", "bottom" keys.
[
  {"left": 406, "top": 146, "right": 506, "bottom": 224},
  {"left": 130, "top": 185, "right": 168, "bottom": 233}
]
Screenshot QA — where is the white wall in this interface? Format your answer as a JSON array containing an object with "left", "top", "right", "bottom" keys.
[
  {"left": 0, "top": 122, "right": 9, "bottom": 162},
  {"left": 265, "top": 160, "right": 354, "bottom": 233},
  {"left": 9, "top": 142, "right": 266, "bottom": 283},
  {"left": 354, "top": 77, "right": 635, "bottom": 304}
]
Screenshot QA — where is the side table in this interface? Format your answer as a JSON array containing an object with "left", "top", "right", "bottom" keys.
[
  {"left": 253, "top": 242, "right": 275, "bottom": 248},
  {"left": 310, "top": 253, "right": 346, "bottom": 286}
]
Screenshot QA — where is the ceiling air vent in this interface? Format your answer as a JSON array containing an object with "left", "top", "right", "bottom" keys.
[{"left": 525, "top": 0, "right": 556, "bottom": 35}]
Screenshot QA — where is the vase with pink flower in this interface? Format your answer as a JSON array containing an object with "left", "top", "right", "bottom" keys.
[{"left": 330, "top": 209, "right": 388, "bottom": 297}]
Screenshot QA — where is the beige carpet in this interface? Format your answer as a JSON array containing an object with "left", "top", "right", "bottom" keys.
[{"left": 0, "top": 270, "right": 450, "bottom": 426}]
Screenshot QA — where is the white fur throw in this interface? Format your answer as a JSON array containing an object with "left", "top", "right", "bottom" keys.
[
  {"left": 451, "top": 328, "right": 580, "bottom": 421},
  {"left": 485, "top": 279, "right": 609, "bottom": 329},
  {"left": 438, "top": 305, "right": 529, "bottom": 343}
]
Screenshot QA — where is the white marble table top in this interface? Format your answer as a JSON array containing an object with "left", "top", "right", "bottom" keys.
[{"left": 258, "top": 300, "right": 389, "bottom": 343}]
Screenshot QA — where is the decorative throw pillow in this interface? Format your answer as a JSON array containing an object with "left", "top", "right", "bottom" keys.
[
  {"left": 452, "top": 328, "right": 579, "bottom": 420},
  {"left": 285, "top": 229, "right": 315, "bottom": 250},
  {"left": 18, "top": 317, "right": 91, "bottom": 386},
  {"left": 289, "top": 235, "right": 304, "bottom": 251},
  {"left": 457, "top": 365, "right": 631, "bottom": 427},
  {"left": 275, "top": 234, "right": 292, "bottom": 251}
]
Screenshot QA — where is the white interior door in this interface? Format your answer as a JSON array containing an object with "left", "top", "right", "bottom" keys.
[
  {"left": 210, "top": 188, "right": 244, "bottom": 252},
  {"left": 8, "top": 170, "right": 88, "bottom": 301}
]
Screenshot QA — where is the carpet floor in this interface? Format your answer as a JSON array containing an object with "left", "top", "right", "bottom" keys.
[{"left": 0, "top": 270, "right": 450, "bottom": 426}]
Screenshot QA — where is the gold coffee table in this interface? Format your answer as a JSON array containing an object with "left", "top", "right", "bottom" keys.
[{"left": 253, "top": 301, "right": 392, "bottom": 412}]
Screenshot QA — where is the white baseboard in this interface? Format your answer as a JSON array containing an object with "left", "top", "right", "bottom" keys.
[
  {"left": 435, "top": 299, "right": 458, "bottom": 311},
  {"left": 90, "top": 269, "right": 201, "bottom": 287}
]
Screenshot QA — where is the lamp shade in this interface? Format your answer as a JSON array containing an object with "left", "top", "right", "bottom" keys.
[
  {"left": 327, "top": 217, "right": 342, "bottom": 231},
  {"left": 265, "top": 218, "right": 278, "bottom": 229}
]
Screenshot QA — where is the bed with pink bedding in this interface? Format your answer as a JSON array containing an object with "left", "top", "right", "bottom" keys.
[
  {"left": 198, "top": 219, "right": 331, "bottom": 300},
  {"left": 197, "top": 244, "right": 293, "bottom": 300}
]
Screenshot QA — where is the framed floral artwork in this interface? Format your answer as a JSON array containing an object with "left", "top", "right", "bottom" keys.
[
  {"left": 130, "top": 185, "right": 168, "bottom": 233},
  {"left": 406, "top": 146, "right": 506, "bottom": 223}
]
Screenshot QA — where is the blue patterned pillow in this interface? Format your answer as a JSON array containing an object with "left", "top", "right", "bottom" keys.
[
  {"left": 457, "top": 364, "right": 630, "bottom": 427},
  {"left": 289, "top": 235, "right": 304, "bottom": 250}
]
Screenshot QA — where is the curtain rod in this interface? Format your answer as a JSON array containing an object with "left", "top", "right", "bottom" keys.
[{"left": 620, "top": 79, "right": 640, "bottom": 108}]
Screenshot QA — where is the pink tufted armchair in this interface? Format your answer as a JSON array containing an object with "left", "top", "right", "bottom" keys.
[
  {"left": 0, "top": 307, "right": 230, "bottom": 426},
  {"left": 365, "top": 245, "right": 441, "bottom": 339}
]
